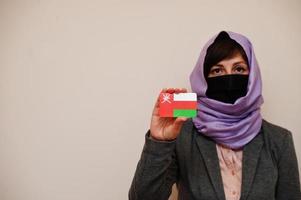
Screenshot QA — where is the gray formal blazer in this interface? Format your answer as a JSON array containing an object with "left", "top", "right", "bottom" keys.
[{"left": 129, "top": 119, "right": 301, "bottom": 200}]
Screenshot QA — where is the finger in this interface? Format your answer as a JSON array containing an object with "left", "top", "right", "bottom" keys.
[
  {"left": 161, "top": 88, "right": 167, "bottom": 93},
  {"left": 173, "top": 117, "right": 188, "bottom": 131},
  {"left": 174, "top": 88, "right": 181, "bottom": 94},
  {"left": 166, "top": 88, "right": 175, "bottom": 94},
  {"left": 154, "top": 88, "right": 167, "bottom": 109},
  {"left": 175, "top": 117, "right": 188, "bottom": 122},
  {"left": 172, "top": 87, "right": 185, "bottom": 93},
  {"left": 176, "top": 88, "right": 186, "bottom": 93},
  {"left": 180, "top": 88, "right": 187, "bottom": 93}
]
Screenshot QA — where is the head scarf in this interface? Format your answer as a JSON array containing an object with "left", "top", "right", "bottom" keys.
[{"left": 189, "top": 31, "right": 264, "bottom": 149}]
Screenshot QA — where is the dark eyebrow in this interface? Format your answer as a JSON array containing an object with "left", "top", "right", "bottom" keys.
[{"left": 233, "top": 61, "right": 247, "bottom": 66}]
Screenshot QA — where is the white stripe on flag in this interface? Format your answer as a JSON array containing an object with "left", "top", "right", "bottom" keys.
[{"left": 173, "top": 93, "right": 197, "bottom": 101}]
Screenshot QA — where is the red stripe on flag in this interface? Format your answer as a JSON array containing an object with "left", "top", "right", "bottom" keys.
[
  {"left": 159, "top": 93, "right": 197, "bottom": 117},
  {"left": 172, "top": 101, "right": 197, "bottom": 109}
]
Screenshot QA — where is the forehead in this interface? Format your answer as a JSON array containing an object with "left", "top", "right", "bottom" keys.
[{"left": 216, "top": 53, "right": 247, "bottom": 65}]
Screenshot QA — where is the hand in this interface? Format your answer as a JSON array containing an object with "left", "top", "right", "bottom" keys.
[{"left": 150, "top": 88, "right": 188, "bottom": 141}]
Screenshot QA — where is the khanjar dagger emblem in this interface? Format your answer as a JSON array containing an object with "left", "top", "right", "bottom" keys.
[{"left": 161, "top": 93, "right": 171, "bottom": 103}]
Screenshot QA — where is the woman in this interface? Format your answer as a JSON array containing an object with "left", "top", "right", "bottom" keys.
[{"left": 129, "top": 31, "right": 301, "bottom": 200}]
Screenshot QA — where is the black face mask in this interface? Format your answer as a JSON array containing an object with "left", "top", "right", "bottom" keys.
[{"left": 206, "top": 74, "right": 249, "bottom": 104}]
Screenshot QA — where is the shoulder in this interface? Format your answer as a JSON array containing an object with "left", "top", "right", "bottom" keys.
[
  {"left": 261, "top": 118, "right": 293, "bottom": 143},
  {"left": 261, "top": 119, "right": 295, "bottom": 161}
]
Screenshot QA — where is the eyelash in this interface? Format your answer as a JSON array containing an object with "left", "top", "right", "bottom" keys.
[
  {"left": 211, "top": 68, "right": 222, "bottom": 73},
  {"left": 210, "top": 65, "right": 247, "bottom": 74},
  {"left": 234, "top": 66, "right": 246, "bottom": 72}
]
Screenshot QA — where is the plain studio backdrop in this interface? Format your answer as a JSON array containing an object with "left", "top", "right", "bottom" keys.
[{"left": 0, "top": 0, "right": 300, "bottom": 200}]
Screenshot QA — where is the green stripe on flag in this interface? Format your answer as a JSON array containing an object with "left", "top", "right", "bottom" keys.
[{"left": 173, "top": 109, "right": 197, "bottom": 117}]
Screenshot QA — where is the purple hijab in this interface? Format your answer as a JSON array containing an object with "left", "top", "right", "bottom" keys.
[{"left": 189, "top": 31, "right": 264, "bottom": 149}]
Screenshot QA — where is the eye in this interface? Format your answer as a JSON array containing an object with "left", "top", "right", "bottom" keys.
[
  {"left": 213, "top": 68, "right": 221, "bottom": 73},
  {"left": 234, "top": 65, "right": 248, "bottom": 74},
  {"left": 209, "top": 67, "right": 224, "bottom": 76}
]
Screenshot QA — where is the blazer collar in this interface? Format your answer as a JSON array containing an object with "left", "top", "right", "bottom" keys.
[
  {"left": 194, "top": 125, "right": 263, "bottom": 200},
  {"left": 240, "top": 126, "right": 263, "bottom": 200},
  {"left": 195, "top": 130, "right": 226, "bottom": 200}
]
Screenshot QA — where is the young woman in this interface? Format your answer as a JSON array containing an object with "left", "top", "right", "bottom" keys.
[{"left": 129, "top": 31, "right": 301, "bottom": 200}]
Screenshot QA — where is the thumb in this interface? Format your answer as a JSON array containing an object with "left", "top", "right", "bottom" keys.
[
  {"left": 173, "top": 117, "right": 188, "bottom": 129},
  {"left": 175, "top": 117, "right": 188, "bottom": 123}
]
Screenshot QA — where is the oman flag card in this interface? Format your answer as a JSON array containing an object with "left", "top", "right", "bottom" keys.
[{"left": 159, "top": 93, "right": 197, "bottom": 117}]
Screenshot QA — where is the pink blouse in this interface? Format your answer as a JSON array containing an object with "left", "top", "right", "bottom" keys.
[{"left": 216, "top": 144, "right": 243, "bottom": 200}]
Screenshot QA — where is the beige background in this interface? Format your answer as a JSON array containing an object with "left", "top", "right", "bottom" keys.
[{"left": 0, "top": 0, "right": 300, "bottom": 200}]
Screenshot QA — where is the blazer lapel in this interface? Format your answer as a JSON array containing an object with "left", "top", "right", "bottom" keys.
[
  {"left": 195, "top": 132, "right": 226, "bottom": 200},
  {"left": 240, "top": 128, "right": 263, "bottom": 200}
]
